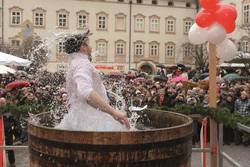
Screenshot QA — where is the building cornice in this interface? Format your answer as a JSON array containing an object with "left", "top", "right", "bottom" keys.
[{"left": 73, "top": 0, "right": 196, "bottom": 10}]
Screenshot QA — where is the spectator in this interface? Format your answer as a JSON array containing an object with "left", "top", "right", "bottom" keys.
[
  {"left": 234, "top": 91, "right": 250, "bottom": 116},
  {"left": 0, "top": 97, "right": 16, "bottom": 167},
  {"left": 234, "top": 91, "right": 250, "bottom": 145}
]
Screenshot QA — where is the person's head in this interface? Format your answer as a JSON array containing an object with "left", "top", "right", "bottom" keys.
[
  {"left": 226, "top": 94, "right": 233, "bottom": 102},
  {"left": 0, "top": 97, "right": 7, "bottom": 106},
  {"left": 240, "top": 91, "right": 248, "bottom": 100},
  {"left": 65, "top": 30, "right": 92, "bottom": 56}
]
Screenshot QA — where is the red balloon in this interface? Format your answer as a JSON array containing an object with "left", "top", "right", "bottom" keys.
[
  {"left": 216, "top": 4, "right": 237, "bottom": 21},
  {"left": 221, "top": 22, "right": 236, "bottom": 33},
  {"left": 196, "top": 10, "right": 215, "bottom": 28},
  {"left": 215, "top": 5, "right": 237, "bottom": 33},
  {"left": 199, "top": 0, "right": 219, "bottom": 11}
]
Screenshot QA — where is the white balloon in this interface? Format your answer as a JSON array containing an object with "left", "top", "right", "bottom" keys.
[
  {"left": 217, "top": 39, "right": 237, "bottom": 64},
  {"left": 207, "top": 23, "right": 227, "bottom": 45},
  {"left": 188, "top": 23, "right": 208, "bottom": 45}
]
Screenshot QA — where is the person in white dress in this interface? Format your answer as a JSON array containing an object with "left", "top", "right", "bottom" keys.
[{"left": 57, "top": 32, "right": 130, "bottom": 131}]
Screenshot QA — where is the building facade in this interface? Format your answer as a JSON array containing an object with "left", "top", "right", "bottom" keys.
[
  {"left": 2, "top": 0, "right": 248, "bottom": 73},
  {"left": 222, "top": 0, "right": 250, "bottom": 55}
]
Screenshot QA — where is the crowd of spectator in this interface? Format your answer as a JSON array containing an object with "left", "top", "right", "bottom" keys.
[{"left": 0, "top": 66, "right": 249, "bottom": 166}]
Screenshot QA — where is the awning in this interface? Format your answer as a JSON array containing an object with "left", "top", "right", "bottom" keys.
[
  {"left": 0, "top": 52, "right": 31, "bottom": 67},
  {"left": 0, "top": 65, "right": 16, "bottom": 74}
]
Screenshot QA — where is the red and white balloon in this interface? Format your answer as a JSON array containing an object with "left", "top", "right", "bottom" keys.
[{"left": 188, "top": 0, "right": 238, "bottom": 62}]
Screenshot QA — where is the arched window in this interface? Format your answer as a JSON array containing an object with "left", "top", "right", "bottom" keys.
[
  {"left": 115, "top": 40, "right": 126, "bottom": 56},
  {"left": 149, "top": 41, "right": 159, "bottom": 57},
  {"left": 149, "top": 15, "right": 160, "bottom": 33},
  {"left": 134, "top": 41, "right": 145, "bottom": 56},
  {"left": 9, "top": 6, "right": 23, "bottom": 26},
  {"left": 77, "top": 10, "right": 89, "bottom": 29},
  {"left": 183, "top": 18, "right": 193, "bottom": 34},
  {"left": 96, "top": 39, "right": 108, "bottom": 57},
  {"left": 32, "top": 8, "right": 46, "bottom": 27},
  {"left": 134, "top": 14, "right": 145, "bottom": 32},
  {"left": 243, "top": 0, "right": 250, "bottom": 24},
  {"left": 115, "top": 13, "right": 126, "bottom": 31},
  {"left": 165, "top": 16, "right": 176, "bottom": 33},
  {"left": 165, "top": 42, "right": 175, "bottom": 57},
  {"left": 96, "top": 12, "right": 108, "bottom": 31},
  {"left": 56, "top": 9, "right": 69, "bottom": 28}
]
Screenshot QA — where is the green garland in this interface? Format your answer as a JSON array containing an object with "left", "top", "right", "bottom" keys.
[
  {"left": 158, "top": 105, "right": 250, "bottom": 129},
  {"left": 0, "top": 103, "right": 42, "bottom": 117},
  {"left": 1, "top": 103, "right": 249, "bottom": 130}
]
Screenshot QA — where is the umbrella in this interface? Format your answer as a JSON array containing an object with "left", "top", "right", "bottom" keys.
[
  {"left": 222, "top": 73, "right": 242, "bottom": 82},
  {"left": 156, "top": 64, "right": 166, "bottom": 68},
  {"left": 0, "top": 52, "right": 31, "bottom": 66},
  {"left": 204, "top": 76, "right": 222, "bottom": 82},
  {"left": 199, "top": 73, "right": 209, "bottom": 80},
  {"left": 0, "top": 65, "right": 15, "bottom": 74},
  {"left": 170, "top": 76, "right": 188, "bottom": 83},
  {"left": 134, "top": 77, "right": 146, "bottom": 82},
  {"left": 5, "top": 80, "right": 31, "bottom": 90}
]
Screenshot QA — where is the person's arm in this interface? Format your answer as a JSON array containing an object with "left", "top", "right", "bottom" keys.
[
  {"left": 73, "top": 61, "right": 130, "bottom": 129},
  {"left": 87, "top": 91, "right": 130, "bottom": 128}
]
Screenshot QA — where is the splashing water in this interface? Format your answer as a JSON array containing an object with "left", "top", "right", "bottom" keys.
[{"left": 26, "top": 29, "right": 151, "bottom": 131}]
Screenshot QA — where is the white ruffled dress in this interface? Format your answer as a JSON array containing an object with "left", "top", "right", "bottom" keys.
[{"left": 57, "top": 52, "right": 126, "bottom": 131}]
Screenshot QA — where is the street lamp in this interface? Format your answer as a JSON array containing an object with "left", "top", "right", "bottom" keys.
[{"left": 128, "top": 0, "right": 132, "bottom": 71}]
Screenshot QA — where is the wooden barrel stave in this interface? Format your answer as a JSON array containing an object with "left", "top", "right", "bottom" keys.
[{"left": 28, "top": 111, "right": 193, "bottom": 167}]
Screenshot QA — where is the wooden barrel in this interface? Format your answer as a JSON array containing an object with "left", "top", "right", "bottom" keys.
[{"left": 28, "top": 110, "right": 193, "bottom": 167}]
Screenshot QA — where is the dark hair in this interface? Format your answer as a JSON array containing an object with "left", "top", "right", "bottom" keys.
[
  {"left": 64, "top": 34, "right": 88, "bottom": 54},
  {"left": 64, "top": 30, "right": 91, "bottom": 54}
]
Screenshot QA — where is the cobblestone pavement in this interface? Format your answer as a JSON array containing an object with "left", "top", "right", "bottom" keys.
[{"left": 6, "top": 144, "right": 250, "bottom": 167}]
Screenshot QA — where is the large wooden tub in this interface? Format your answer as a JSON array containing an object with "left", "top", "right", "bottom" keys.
[{"left": 28, "top": 110, "right": 193, "bottom": 167}]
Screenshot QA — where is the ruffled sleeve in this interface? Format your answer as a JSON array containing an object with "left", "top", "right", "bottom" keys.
[{"left": 72, "top": 60, "right": 93, "bottom": 101}]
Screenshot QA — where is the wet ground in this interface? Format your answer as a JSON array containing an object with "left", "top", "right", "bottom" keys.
[{"left": 6, "top": 144, "right": 250, "bottom": 167}]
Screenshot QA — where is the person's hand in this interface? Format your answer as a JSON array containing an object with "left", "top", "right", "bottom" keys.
[{"left": 111, "top": 110, "right": 130, "bottom": 129}]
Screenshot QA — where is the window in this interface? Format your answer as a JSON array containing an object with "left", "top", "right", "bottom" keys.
[
  {"left": 57, "top": 41, "right": 65, "bottom": 53},
  {"left": 152, "top": 0, "right": 157, "bottom": 5},
  {"left": 134, "top": 41, "right": 144, "bottom": 56},
  {"left": 166, "top": 17, "right": 176, "bottom": 33},
  {"left": 186, "top": 2, "right": 191, "bottom": 7},
  {"left": 183, "top": 18, "right": 193, "bottom": 34},
  {"left": 58, "top": 14, "right": 67, "bottom": 27},
  {"left": 115, "top": 13, "right": 126, "bottom": 31},
  {"left": 97, "top": 12, "right": 108, "bottom": 31},
  {"left": 134, "top": 14, "right": 145, "bottom": 32},
  {"left": 57, "top": 64, "right": 66, "bottom": 72},
  {"left": 149, "top": 16, "right": 160, "bottom": 33},
  {"left": 183, "top": 44, "right": 193, "bottom": 57},
  {"left": 115, "top": 40, "right": 126, "bottom": 56},
  {"left": 242, "top": 40, "right": 249, "bottom": 52},
  {"left": 149, "top": 42, "right": 159, "bottom": 57},
  {"left": 137, "top": 0, "right": 142, "bottom": 3},
  {"left": 77, "top": 10, "right": 88, "bottom": 29},
  {"left": 118, "top": 0, "right": 124, "bottom": 2},
  {"left": 57, "top": 9, "right": 69, "bottom": 28},
  {"left": 11, "top": 40, "right": 20, "bottom": 47},
  {"left": 9, "top": 7, "right": 23, "bottom": 25},
  {"left": 243, "top": 3, "right": 250, "bottom": 24},
  {"left": 168, "top": 1, "right": 174, "bottom": 6},
  {"left": 33, "top": 8, "right": 46, "bottom": 27},
  {"left": 96, "top": 39, "right": 108, "bottom": 57},
  {"left": 165, "top": 42, "right": 175, "bottom": 57}
]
